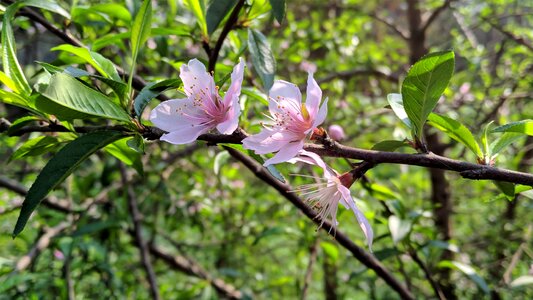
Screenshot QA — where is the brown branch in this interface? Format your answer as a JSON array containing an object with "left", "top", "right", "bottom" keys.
[
  {"left": 13, "top": 222, "right": 70, "bottom": 272},
  {"left": 207, "top": 0, "right": 246, "bottom": 73},
  {"left": 421, "top": 0, "right": 452, "bottom": 34},
  {"left": 119, "top": 164, "right": 160, "bottom": 300},
  {"left": 409, "top": 249, "right": 446, "bottom": 300},
  {"left": 148, "top": 243, "right": 242, "bottom": 300},
  {"left": 223, "top": 146, "right": 414, "bottom": 300},
  {"left": 301, "top": 238, "right": 320, "bottom": 300},
  {"left": 368, "top": 12, "right": 410, "bottom": 40},
  {"left": 483, "top": 17, "right": 533, "bottom": 52}
]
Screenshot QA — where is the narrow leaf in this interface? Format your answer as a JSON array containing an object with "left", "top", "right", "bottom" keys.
[
  {"left": 490, "top": 132, "right": 523, "bottom": 157},
  {"left": 13, "top": 131, "right": 125, "bottom": 236},
  {"left": 492, "top": 120, "right": 533, "bottom": 136},
  {"left": 493, "top": 181, "right": 515, "bottom": 200},
  {"left": 371, "top": 140, "right": 409, "bottom": 152},
  {"left": 10, "top": 136, "right": 60, "bottom": 161},
  {"left": 427, "top": 113, "right": 482, "bottom": 158},
  {"left": 52, "top": 45, "right": 121, "bottom": 81},
  {"left": 130, "top": 0, "right": 152, "bottom": 66},
  {"left": 185, "top": 0, "right": 207, "bottom": 36},
  {"left": 401, "top": 51, "right": 455, "bottom": 138},
  {"left": 106, "top": 137, "right": 144, "bottom": 176},
  {"left": 269, "top": 0, "right": 286, "bottom": 23},
  {"left": 133, "top": 79, "right": 182, "bottom": 118},
  {"left": 206, "top": 0, "right": 237, "bottom": 35},
  {"left": 248, "top": 29, "right": 276, "bottom": 91},
  {"left": 40, "top": 73, "right": 131, "bottom": 122}
]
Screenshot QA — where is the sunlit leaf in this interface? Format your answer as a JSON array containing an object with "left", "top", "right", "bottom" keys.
[
  {"left": 427, "top": 113, "right": 482, "bottom": 158},
  {"left": 387, "top": 93, "right": 412, "bottom": 128},
  {"left": 10, "top": 136, "right": 61, "bottom": 161},
  {"left": 492, "top": 120, "right": 533, "bottom": 136},
  {"left": 438, "top": 261, "right": 490, "bottom": 294},
  {"left": 401, "top": 51, "right": 455, "bottom": 138},
  {"left": 185, "top": 0, "right": 207, "bottom": 36},
  {"left": 133, "top": 79, "right": 182, "bottom": 118}
]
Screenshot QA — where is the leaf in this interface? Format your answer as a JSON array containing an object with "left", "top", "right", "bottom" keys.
[
  {"left": 427, "top": 113, "right": 482, "bottom": 158},
  {"left": 18, "top": 0, "right": 70, "bottom": 19},
  {"left": 5, "top": 116, "right": 40, "bottom": 136},
  {"left": 106, "top": 137, "right": 144, "bottom": 176},
  {"left": 2, "top": 2, "right": 31, "bottom": 95},
  {"left": 492, "top": 120, "right": 533, "bottom": 136},
  {"left": 510, "top": 276, "right": 533, "bottom": 288},
  {"left": 13, "top": 131, "right": 125, "bottom": 236},
  {"left": 387, "top": 93, "right": 412, "bottom": 128},
  {"left": 371, "top": 140, "right": 409, "bottom": 152},
  {"left": 10, "top": 136, "right": 61, "bottom": 161},
  {"left": 214, "top": 151, "right": 231, "bottom": 175},
  {"left": 133, "top": 79, "right": 182, "bottom": 118},
  {"left": 401, "top": 51, "right": 455, "bottom": 138},
  {"left": 126, "top": 134, "right": 145, "bottom": 154},
  {"left": 0, "top": 70, "right": 20, "bottom": 92},
  {"left": 269, "top": 0, "right": 286, "bottom": 23},
  {"left": 320, "top": 241, "right": 339, "bottom": 261},
  {"left": 130, "top": 0, "right": 152, "bottom": 68},
  {"left": 493, "top": 181, "right": 515, "bottom": 200},
  {"left": 438, "top": 261, "right": 490, "bottom": 294},
  {"left": 52, "top": 45, "right": 121, "bottom": 81},
  {"left": 206, "top": 0, "right": 237, "bottom": 35},
  {"left": 248, "top": 29, "right": 276, "bottom": 91},
  {"left": 489, "top": 132, "right": 523, "bottom": 157},
  {"left": 0, "top": 89, "right": 30, "bottom": 108},
  {"left": 388, "top": 215, "right": 411, "bottom": 245},
  {"left": 40, "top": 73, "right": 131, "bottom": 122},
  {"left": 185, "top": 0, "right": 207, "bottom": 37}
]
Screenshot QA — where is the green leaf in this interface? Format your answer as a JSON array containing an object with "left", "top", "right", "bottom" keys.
[
  {"left": 126, "top": 134, "right": 145, "bottom": 154},
  {"left": 438, "top": 261, "right": 490, "bottom": 294},
  {"left": 492, "top": 120, "right": 533, "bottom": 135},
  {"left": 133, "top": 79, "right": 182, "bottom": 118},
  {"left": 0, "top": 89, "right": 30, "bottom": 108},
  {"left": 206, "top": 0, "right": 237, "bottom": 35},
  {"left": 248, "top": 29, "right": 276, "bottom": 91},
  {"left": 52, "top": 45, "right": 121, "bottom": 81},
  {"left": 13, "top": 131, "right": 125, "bottom": 236},
  {"left": 427, "top": 113, "right": 482, "bottom": 158},
  {"left": 490, "top": 132, "right": 523, "bottom": 157},
  {"left": 401, "top": 51, "right": 455, "bottom": 138},
  {"left": 510, "top": 276, "right": 533, "bottom": 288},
  {"left": 0, "top": 70, "right": 20, "bottom": 92},
  {"left": 214, "top": 151, "right": 231, "bottom": 175},
  {"left": 493, "top": 181, "right": 515, "bottom": 200},
  {"left": 129, "top": 0, "right": 152, "bottom": 75},
  {"left": 320, "top": 241, "right": 339, "bottom": 261},
  {"left": 388, "top": 215, "right": 411, "bottom": 245},
  {"left": 387, "top": 93, "right": 411, "bottom": 128},
  {"left": 5, "top": 116, "right": 40, "bottom": 136},
  {"left": 371, "top": 140, "right": 409, "bottom": 152},
  {"left": 10, "top": 136, "right": 61, "bottom": 161},
  {"left": 185, "top": 0, "right": 207, "bottom": 36},
  {"left": 40, "top": 73, "right": 131, "bottom": 122},
  {"left": 269, "top": 0, "right": 286, "bottom": 23},
  {"left": 18, "top": 0, "right": 70, "bottom": 19},
  {"left": 106, "top": 137, "right": 144, "bottom": 176},
  {"left": 2, "top": 3, "right": 31, "bottom": 95}
]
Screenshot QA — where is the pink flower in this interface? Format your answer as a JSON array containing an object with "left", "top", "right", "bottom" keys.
[
  {"left": 289, "top": 151, "right": 373, "bottom": 250},
  {"left": 243, "top": 73, "right": 328, "bottom": 165},
  {"left": 150, "top": 58, "right": 245, "bottom": 144}
]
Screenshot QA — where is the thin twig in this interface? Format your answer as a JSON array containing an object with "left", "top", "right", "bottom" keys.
[
  {"left": 301, "top": 238, "right": 320, "bottom": 300},
  {"left": 421, "top": 0, "right": 452, "bottom": 34},
  {"left": 119, "top": 164, "right": 160, "bottom": 300},
  {"left": 409, "top": 249, "right": 446, "bottom": 300}
]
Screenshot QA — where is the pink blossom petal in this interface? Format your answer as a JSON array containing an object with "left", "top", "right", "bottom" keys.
[
  {"left": 311, "top": 96, "right": 328, "bottom": 129},
  {"left": 180, "top": 59, "right": 217, "bottom": 101},
  {"left": 305, "top": 73, "right": 322, "bottom": 119},
  {"left": 216, "top": 104, "right": 240, "bottom": 134},
  {"left": 160, "top": 124, "right": 211, "bottom": 144},
  {"left": 288, "top": 150, "right": 337, "bottom": 178},
  {"left": 268, "top": 80, "right": 302, "bottom": 117},
  {"left": 342, "top": 194, "right": 374, "bottom": 251},
  {"left": 150, "top": 98, "right": 204, "bottom": 132},
  {"left": 243, "top": 129, "right": 301, "bottom": 154},
  {"left": 222, "top": 58, "right": 245, "bottom": 107},
  {"left": 264, "top": 140, "right": 304, "bottom": 166}
]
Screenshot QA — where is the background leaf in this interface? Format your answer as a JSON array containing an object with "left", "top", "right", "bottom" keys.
[
  {"left": 492, "top": 120, "right": 533, "bottom": 136},
  {"left": 269, "top": 0, "right": 286, "bottom": 23},
  {"left": 13, "top": 131, "right": 125, "bottom": 236},
  {"left": 401, "top": 51, "right": 455, "bottom": 138},
  {"left": 206, "top": 0, "right": 238, "bottom": 35},
  {"left": 248, "top": 29, "right": 276, "bottom": 91},
  {"left": 185, "top": 0, "right": 207, "bottom": 36},
  {"left": 387, "top": 93, "right": 412, "bottom": 128},
  {"left": 133, "top": 79, "right": 182, "bottom": 118}
]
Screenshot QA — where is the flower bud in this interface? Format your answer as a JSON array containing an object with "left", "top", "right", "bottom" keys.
[{"left": 328, "top": 124, "right": 345, "bottom": 141}]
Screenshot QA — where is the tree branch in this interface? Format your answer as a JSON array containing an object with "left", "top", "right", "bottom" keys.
[
  {"left": 421, "top": 0, "right": 452, "bottom": 34},
  {"left": 224, "top": 146, "right": 414, "bottom": 300},
  {"left": 119, "top": 164, "right": 160, "bottom": 300}
]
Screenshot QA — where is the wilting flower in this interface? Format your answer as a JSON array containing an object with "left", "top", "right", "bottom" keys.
[
  {"left": 243, "top": 73, "right": 328, "bottom": 165},
  {"left": 150, "top": 58, "right": 245, "bottom": 144},
  {"left": 289, "top": 150, "right": 373, "bottom": 249}
]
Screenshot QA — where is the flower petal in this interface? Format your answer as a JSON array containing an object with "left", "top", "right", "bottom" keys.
[
  {"left": 243, "top": 128, "right": 301, "bottom": 154},
  {"left": 264, "top": 139, "right": 304, "bottom": 166},
  {"left": 311, "top": 96, "right": 328, "bottom": 129},
  {"left": 160, "top": 124, "right": 211, "bottom": 145},
  {"left": 268, "top": 80, "right": 302, "bottom": 117},
  {"left": 222, "top": 58, "right": 245, "bottom": 107},
  {"left": 180, "top": 59, "right": 216, "bottom": 100},
  {"left": 216, "top": 102, "right": 240, "bottom": 134},
  {"left": 343, "top": 195, "right": 374, "bottom": 251},
  {"left": 150, "top": 98, "right": 204, "bottom": 132},
  {"left": 305, "top": 73, "right": 322, "bottom": 119}
]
